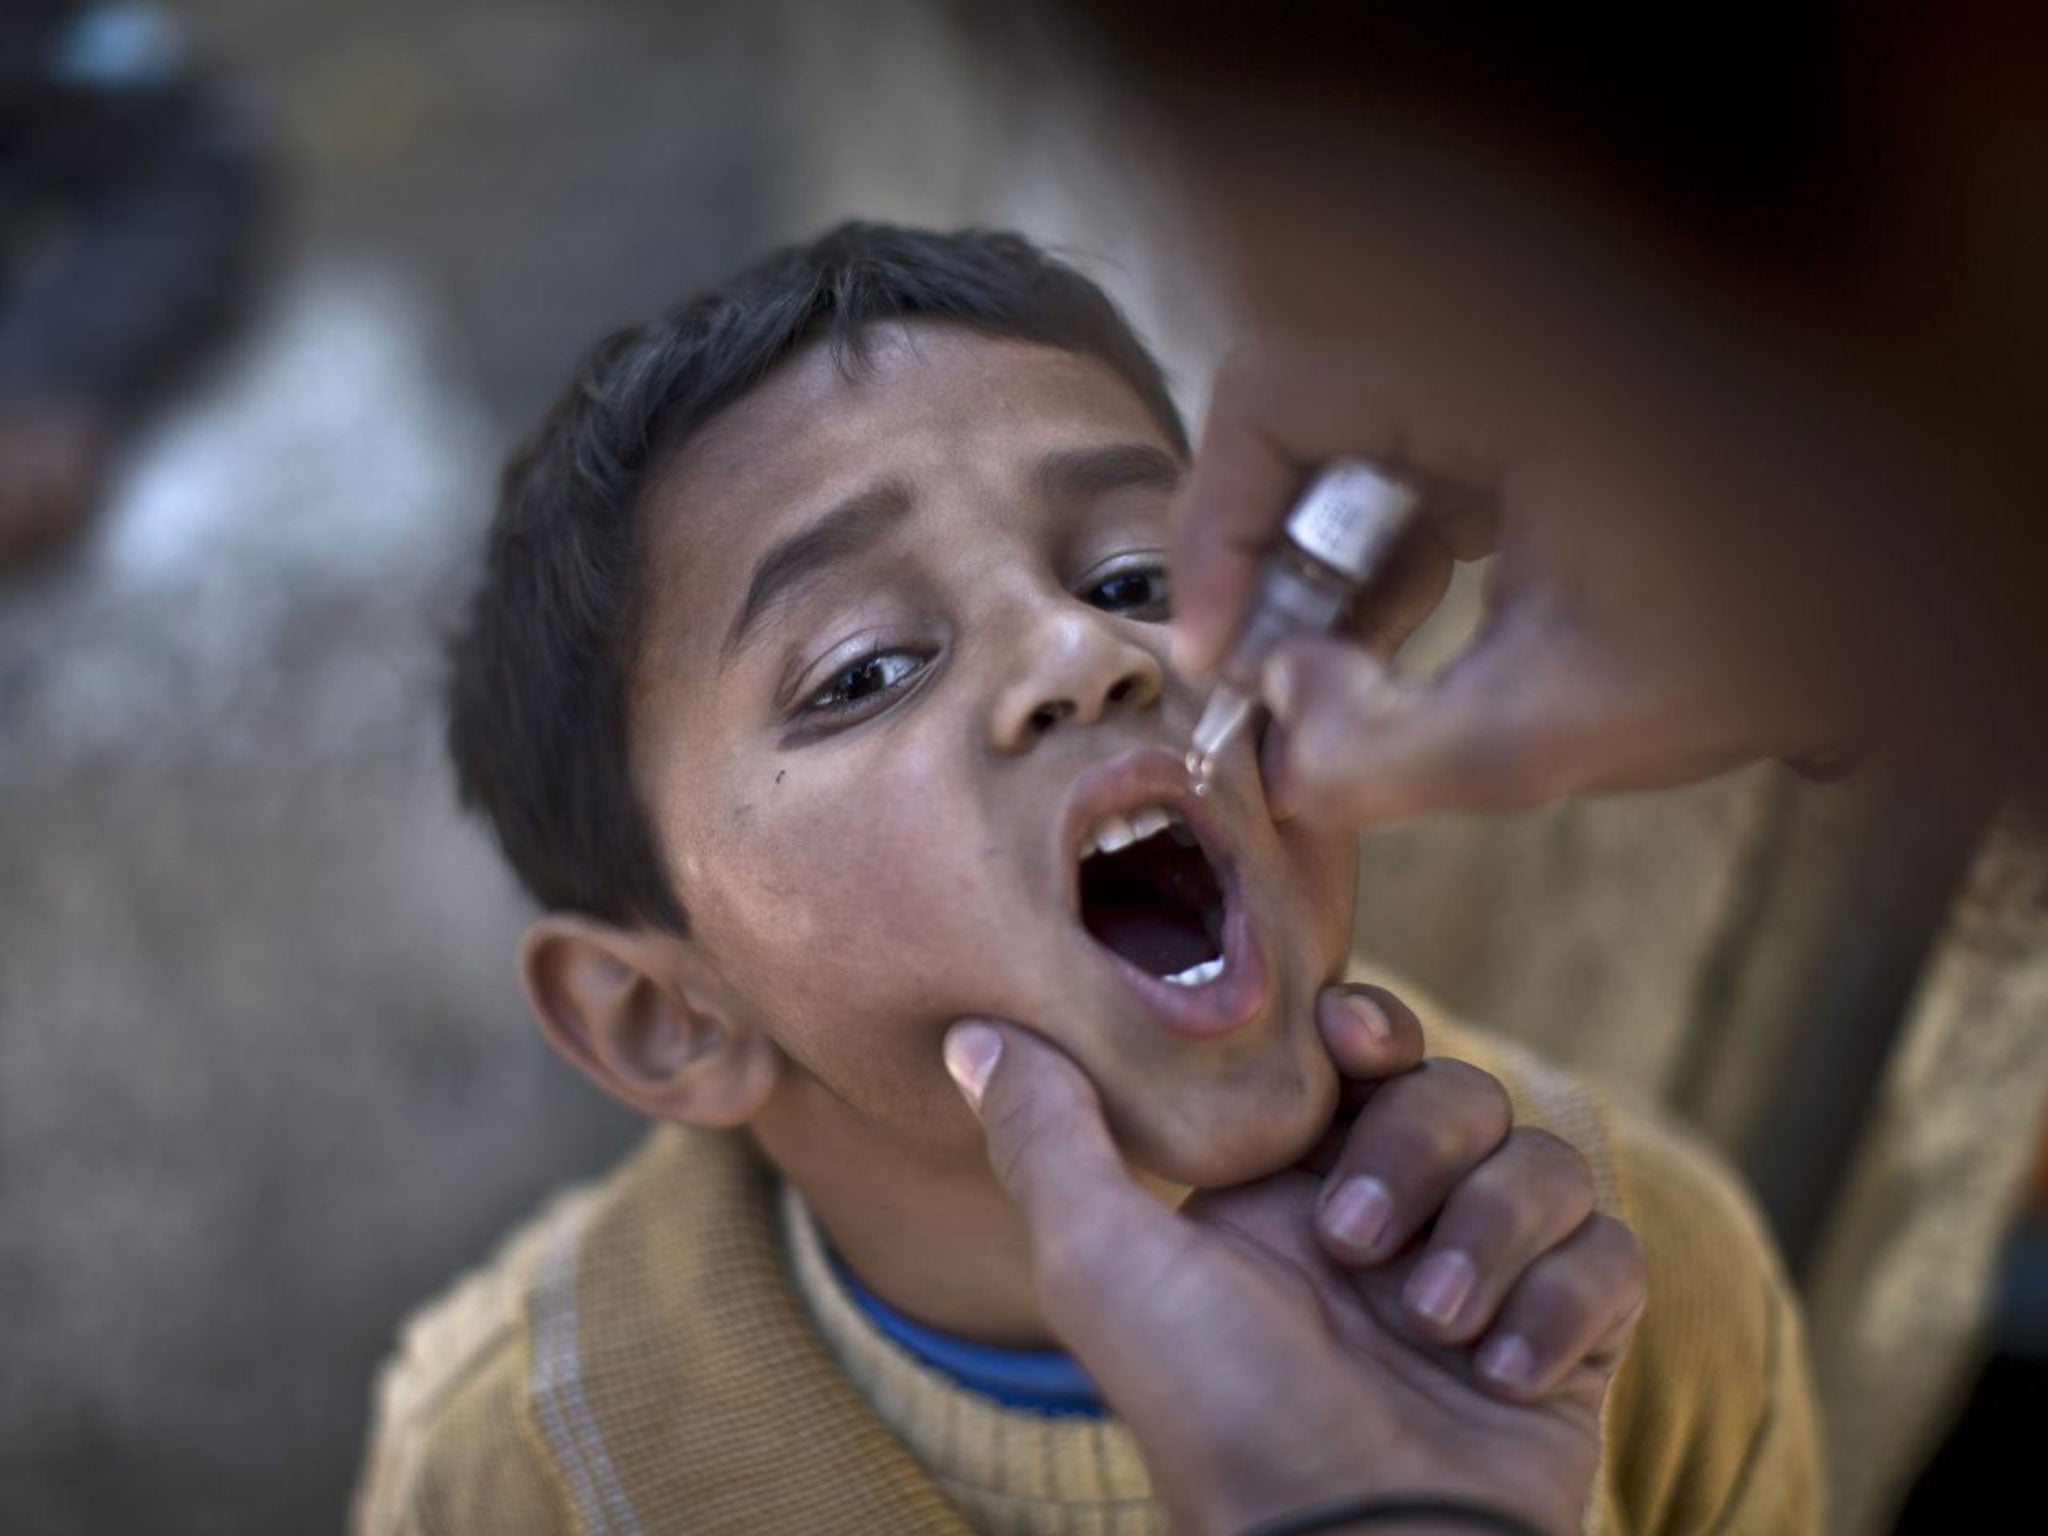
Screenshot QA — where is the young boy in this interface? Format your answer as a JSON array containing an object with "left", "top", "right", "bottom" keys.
[{"left": 354, "top": 225, "right": 1819, "bottom": 1535}]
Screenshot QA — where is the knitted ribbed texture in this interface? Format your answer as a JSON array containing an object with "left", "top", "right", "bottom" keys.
[
  {"left": 353, "top": 1180, "right": 600, "bottom": 1536},
  {"left": 559, "top": 1127, "right": 967, "bottom": 1535},
  {"left": 352, "top": 1009, "right": 1823, "bottom": 1536},
  {"left": 780, "top": 1181, "right": 1163, "bottom": 1536}
]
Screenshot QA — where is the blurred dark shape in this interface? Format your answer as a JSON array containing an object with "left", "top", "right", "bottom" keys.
[
  {"left": 1, "top": 0, "right": 269, "bottom": 568},
  {"left": 990, "top": 6, "right": 2048, "bottom": 1529},
  {"left": 1895, "top": 1174, "right": 2048, "bottom": 1529},
  {"left": 1014, "top": 0, "right": 2048, "bottom": 803}
]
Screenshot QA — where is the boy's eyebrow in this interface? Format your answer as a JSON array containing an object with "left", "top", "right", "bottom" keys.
[
  {"left": 719, "top": 445, "right": 1178, "bottom": 665},
  {"left": 722, "top": 482, "right": 913, "bottom": 662},
  {"left": 1031, "top": 443, "right": 1183, "bottom": 503}
]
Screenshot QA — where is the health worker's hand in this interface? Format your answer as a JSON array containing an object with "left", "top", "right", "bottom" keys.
[
  {"left": 1170, "top": 341, "right": 1859, "bottom": 829},
  {"left": 943, "top": 984, "right": 1645, "bottom": 1536}
]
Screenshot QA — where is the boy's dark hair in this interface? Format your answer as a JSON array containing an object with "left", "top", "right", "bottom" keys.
[{"left": 448, "top": 222, "right": 1190, "bottom": 931}]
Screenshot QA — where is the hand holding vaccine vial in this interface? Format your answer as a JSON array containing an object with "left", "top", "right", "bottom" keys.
[{"left": 1185, "top": 461, "right": 1419, "bottom": 790}]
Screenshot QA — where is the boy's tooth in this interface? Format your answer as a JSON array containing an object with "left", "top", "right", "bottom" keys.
[
  {"left": 1128, "top": 806, "right": 1172, "bottom": 842},
  {"left": 1080, "top": 806, "right": 1182, "bottom": 861},
  {"left": 1162, "top": 955, "right": 1226, "bottom": 988},
  {"left": 1092, "top": 813, "right": 1137, "bottom": 853}
]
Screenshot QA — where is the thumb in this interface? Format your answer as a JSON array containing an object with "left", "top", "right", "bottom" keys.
[
  {"left": 1261, "top": 623, "right": 1567, "bottom": 828},
  {"left": 942, "top": 1021, "right": 1190, "bottom": 1370},
  {"left": 943, "top": 1020, "right": 1148, "bottom": 1237}
]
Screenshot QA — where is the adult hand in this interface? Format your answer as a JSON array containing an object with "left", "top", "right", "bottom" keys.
[
  {"left": 0, "top": 397, "right": 115, "bottom": 571},
  {"left": 942, "top": 985, "right": 1645, "bottom": 1536},
  {"left": 1169, "top": 341, "right": 1859, "bottom": 828}
]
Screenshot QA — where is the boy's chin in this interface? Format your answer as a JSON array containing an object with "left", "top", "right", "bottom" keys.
[{"left": 1103, "top": 1063, "right": 1339, "bottom": 1192}]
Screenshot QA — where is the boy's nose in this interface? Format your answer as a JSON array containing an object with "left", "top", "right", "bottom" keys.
[{"left": 988, "top": 606, "right": 1165, "bottom": 753}]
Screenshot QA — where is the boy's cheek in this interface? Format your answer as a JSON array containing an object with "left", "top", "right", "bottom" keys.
[
  {"left": 1289, "top": 818, "right": 1361, "bottom": 899},
  {"left": 1281, "top": 826, "right": 1361, "bottom": 963}
]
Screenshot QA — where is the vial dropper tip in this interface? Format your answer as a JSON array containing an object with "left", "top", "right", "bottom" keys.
[{"left": 1187, "top": 685, "right": 1253, "bottom": 790}]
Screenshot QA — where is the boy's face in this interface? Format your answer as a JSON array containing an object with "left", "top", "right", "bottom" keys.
[{"left": 631, "top": 323, "right": 1356, "bottom": 1188}]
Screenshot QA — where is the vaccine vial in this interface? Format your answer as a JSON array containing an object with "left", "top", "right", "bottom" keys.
[{"left": 1185, "top": 460, "right": 1418, "bottom": 788}]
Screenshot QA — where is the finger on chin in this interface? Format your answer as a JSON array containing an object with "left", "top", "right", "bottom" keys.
[{"left": 1316, "top": 984, "right": 1426, "bottom": 1078}]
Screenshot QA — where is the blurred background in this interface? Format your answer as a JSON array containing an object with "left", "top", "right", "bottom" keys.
[{"left": 1, "top": 2, "right": 2041, "bottom": 1531}]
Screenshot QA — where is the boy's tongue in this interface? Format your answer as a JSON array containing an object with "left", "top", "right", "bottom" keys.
[
  {"left": 1079, "top": 835, "right": 1225, "bottom": 978},
  {"left": 1086, "top": 905, "right": 1217, "bottom": 977}
]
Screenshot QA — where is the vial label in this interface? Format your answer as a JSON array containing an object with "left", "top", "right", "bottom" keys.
[{"left": 1284, "top": 461, "right": 1418, "bottom": 581}]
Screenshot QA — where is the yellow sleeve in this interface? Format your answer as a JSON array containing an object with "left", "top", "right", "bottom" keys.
[
  {"left": 369, "top": 1338, "right": 576, "bottom": 1536},
  {"left": 351, "top": 1191, "right": 593, "bottom": 1536},
  {"left": 1600, "top": 1108, "right": 1824, "bottom": 1535}
]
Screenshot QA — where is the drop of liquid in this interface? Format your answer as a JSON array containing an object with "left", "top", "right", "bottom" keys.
[{"left": 1185, "top": 749, "right": 1214, "bottom": 793}]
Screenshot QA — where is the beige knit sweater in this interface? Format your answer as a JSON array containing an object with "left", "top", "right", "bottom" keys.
[
  {"left": 351, "top": 1016, "right": 1821, "bottom": 1535},
  {"left": 778, "top": 1181, "right": 1163, "bottom": 1536}
]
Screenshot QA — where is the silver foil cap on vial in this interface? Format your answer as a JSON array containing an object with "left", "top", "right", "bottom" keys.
[{"left": 1283, "top": 461, "right": 1418, "bottom": 582}]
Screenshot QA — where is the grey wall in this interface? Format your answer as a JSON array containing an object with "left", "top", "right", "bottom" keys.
[{"left": 2, "top": 3, "right": 793, "bottom": 1529}]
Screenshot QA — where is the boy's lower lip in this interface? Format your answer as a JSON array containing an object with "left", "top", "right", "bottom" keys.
[{"left": 1084, "top": 860, "right": 1270, "bottom": 1040}]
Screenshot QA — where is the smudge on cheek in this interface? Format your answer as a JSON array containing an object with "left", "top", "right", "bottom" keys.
[{"left": 678, "top": 727, "right": 1000, "bottom": 1023}]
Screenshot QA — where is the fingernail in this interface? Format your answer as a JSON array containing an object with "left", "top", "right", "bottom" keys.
[
  {"left": 1477, "top": 1332, "right": 1535, "bottom": 1392},
  {"left": 1344, "top": 991, "right": 1391, "bottom": 1045},
  {"left": 1404, "top": 1249, "right": 1476, "bottom": 1328},
  {"left": 1322, "top": 1176, "right": 1391, "bottom": 1252},
  {"left": 943, "top": 1022, "right": 1001, "bottom": 1110}
]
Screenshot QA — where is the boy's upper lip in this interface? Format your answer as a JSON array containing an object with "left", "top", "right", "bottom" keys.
[{"left": 1058, "top": 744, "right": 1237, "bottom": 915}]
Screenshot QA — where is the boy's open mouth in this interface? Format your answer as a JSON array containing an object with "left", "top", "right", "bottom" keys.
[
  {"left": 1078, "top": 807, "right": 1227, "bottom": 987},
  {"left": 1060, "top": 745, "right": 1271, "bottom": 1039}
]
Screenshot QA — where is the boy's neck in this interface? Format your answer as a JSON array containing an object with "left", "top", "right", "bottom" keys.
[
  {"left": 749, "top": 1095, "right": 1182, "bottom": 1351},
  {"left": 754, "top": 1114, "right": 1049, "bottom": 1346}
]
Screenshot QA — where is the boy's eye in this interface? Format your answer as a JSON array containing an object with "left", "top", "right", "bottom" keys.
[
  {"left": 804, "top": 649, "right": 926, "bottom": 714},
  {"left": 1085, "top": 563, "right": 1171, "bottom": 622}
]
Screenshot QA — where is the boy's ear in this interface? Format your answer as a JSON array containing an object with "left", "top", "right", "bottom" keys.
[{"left": 518, "top": 915, "right": 781, "bottom": 1129}]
